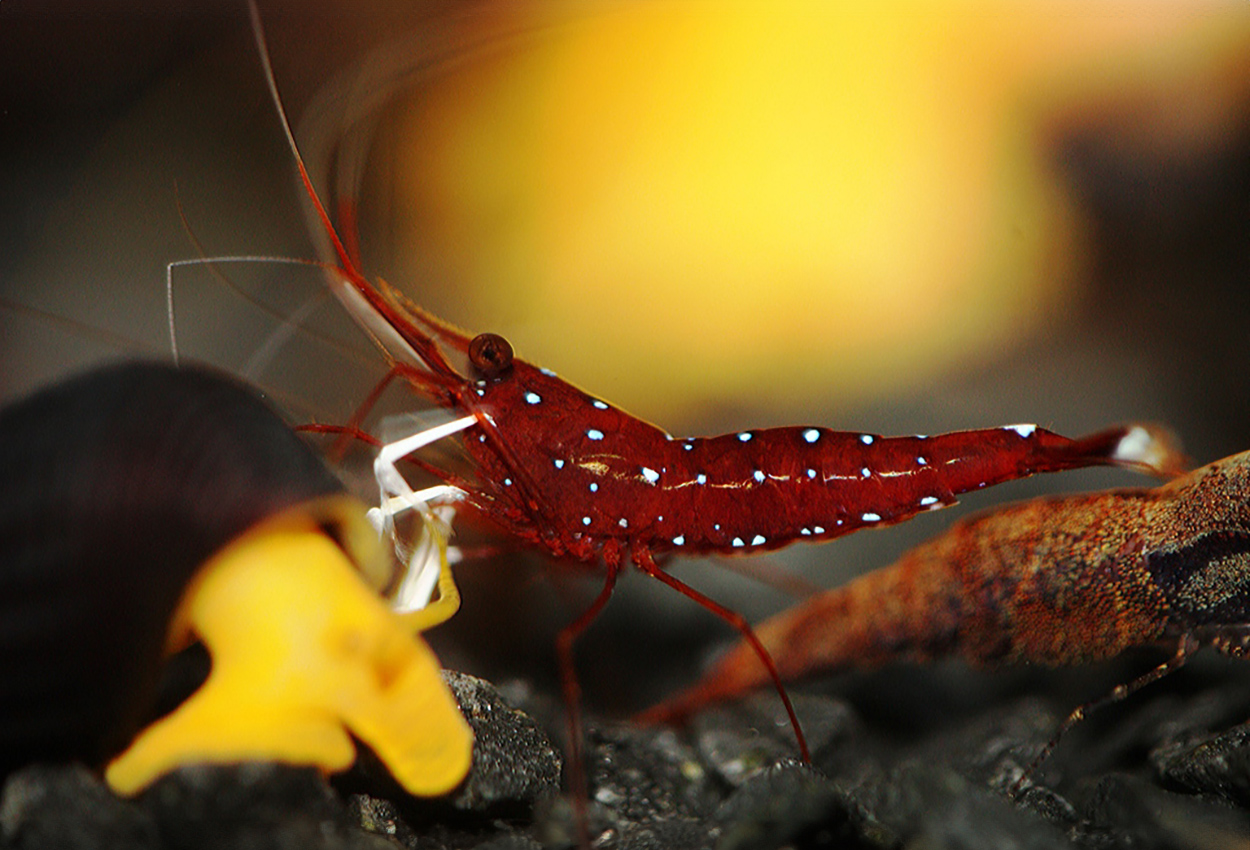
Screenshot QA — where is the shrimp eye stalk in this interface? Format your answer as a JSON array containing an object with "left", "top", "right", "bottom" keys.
[{"left": 468, "top": 333, "right": 514, "bottom": 378}]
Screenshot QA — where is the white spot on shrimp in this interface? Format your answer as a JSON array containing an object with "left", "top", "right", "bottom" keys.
[
  {"left": 800, "top": 528, "right": 812, "bottom": 535},
  {"left": 587, "top": 429, "right": 605, "bottom": 441},
  {"left": 813, "top": 525, "right": 825, "bottom": 534},
  {"left": 860, "top": 434, "right": 874, "bottom": 444},
  {"left": 524, "top": 392, "right": 541, "bottom": 405},
  {"left": 1007, "top": 423, "right": 1036, "bottom": 438},
  {"left": 919, "top": 496, "right": 939, "bottom": 506},
  {"left": 475, "top": 388, "right": 485, "bottom": 397},
  {"left": 553, "top": 459, "right": 565, "bottom": 469},
  {"left": 619, "top": 518, "right": 629, "bottom": 529},
  {"left": 714, "top": 523, "right": 721, "bottom": 531},
  {"left": 803, "top": 428, "right": 820, "bottom": 443},
  {"left": 753, "top": 470, "right": 766, "bottom": 483},
  {"left": 807, "top": 468, "right": 817, "bottom": 479},
  {"left": 861, "top": 467, "right": 871, "bottom": 478},
  {"left": 917, "top": 456, "right": 928, "bottom": 465},
  {"left": 732, "top": 537, "right": 745, "bottom": 547},
  {"left": 540, "top": 367, "right": 557, "bottom": 377},
  {"left": 657, "top": 515, "right": 664, "bottom": 522},
  {"left": 592, "top": 399, "right": 609, "bottom": 410},
  {"left": 751, "top": 534, "right": 766, "bottom": 546},
  {"left": 683, "top": 441, "right": 695, "bottom": 451},
  {"left": 504, "top": 478, "right": 513, "bottom": 486},
  {"left": 582, "top": 516, "right": 592, "bottom": 526},
  {"left": 696, "top": 474, "right": 708, "bottom": 485},
  {"left": 641, "top": 467, "right": 660, "bottom": 484},
  {"left": 863, "top": 512, "right": 881, "bottom": 522},
  {"left": 673, "top": 535, "right": 685, "bottom": 546},
  {"left": 475, "top": 380, "right": 487, "bottom": 387},
  {"left": 738, "top": 432, "right": 753, "bottom": 442},
  {"left": 589, "top": 482, "right": 599, "bottom": 493},
  {"left": 479, "top": 434, "right": 487, "bottom": 443}
]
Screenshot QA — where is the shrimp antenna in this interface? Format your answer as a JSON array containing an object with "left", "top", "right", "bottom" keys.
[
  {"left": 0, "top": 297, "right": 151, "bottom": 358},
  {"left": 246, "top": 0, "right": 459, "bottom": 380},
  {"left": 247, "top": 0, "right": 358, "bottom": 281}
]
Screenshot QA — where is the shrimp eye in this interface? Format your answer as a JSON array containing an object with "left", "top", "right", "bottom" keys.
[{"left": 468, "top": 333, "right": 514, "bottom": 378}]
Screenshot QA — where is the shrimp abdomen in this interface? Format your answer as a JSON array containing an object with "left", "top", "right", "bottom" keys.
[{"left": 658, "top": 422, "right": 1177, "bottom": 556}]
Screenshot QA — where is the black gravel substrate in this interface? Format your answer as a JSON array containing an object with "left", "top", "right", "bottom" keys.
[{"left": 6, "top": 663, "right": 1250, "bottom": 850}]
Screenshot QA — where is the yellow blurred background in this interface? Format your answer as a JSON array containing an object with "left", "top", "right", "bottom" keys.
[
  {"left": 348, "top": 1, "right": 1250, "bottom": 418},
  {"left": 3, "top": 1, "right": 1250, "bottom": 707},
  {"left": 4, "top": 1, "right": 1248, "bottom": 427}
]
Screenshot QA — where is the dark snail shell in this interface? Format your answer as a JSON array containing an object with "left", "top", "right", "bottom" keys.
[{"left": 0, "top": 360, "right": 347, "bottom": 779}]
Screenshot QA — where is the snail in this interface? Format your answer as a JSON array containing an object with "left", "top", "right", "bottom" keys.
[{"left": 0, "top": 360, "right": 471, "bottom": 797}]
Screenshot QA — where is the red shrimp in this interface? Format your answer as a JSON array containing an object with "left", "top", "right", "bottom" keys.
[
  {"left": 239, "top": 3, "right": 1184, "bottom": 826},
  {"left": 642, "top": 448, "right": 1250, "bottom": 785}
]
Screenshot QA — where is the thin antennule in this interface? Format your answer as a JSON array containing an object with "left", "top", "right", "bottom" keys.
[
  {"left": 0, "top": 297, "right": 150, "bottom": 359},
  {"left": 244, "top": 0, "right": 461, "bottom": 380},
  {"left": 247, "top": 0, "right": 358, "bottom": 281}
]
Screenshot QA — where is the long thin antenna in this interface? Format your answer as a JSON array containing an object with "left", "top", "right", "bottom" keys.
[
  {"left": 245, "top": 0, "right": 460, "bottom": 381},
  {"left": 247, "top": 0, "right": 359, "bottom": 281}
]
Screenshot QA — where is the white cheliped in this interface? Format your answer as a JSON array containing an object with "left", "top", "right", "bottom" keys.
[
  {"left": 368, "top": 413, "right": 477, "bottom": 613},
  {"left": 166, "top": 5, "right": 483, "bottom": 621},
  {"left": 166, "top": 257, "right": 472, "bottom": 615}
]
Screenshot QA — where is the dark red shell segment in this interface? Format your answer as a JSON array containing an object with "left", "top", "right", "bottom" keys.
[{"left": 442, "top": 357, "right": 1162, "bottom": 566}]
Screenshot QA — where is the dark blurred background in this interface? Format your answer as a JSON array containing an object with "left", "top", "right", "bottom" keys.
[{"left": 2, "top": 1, "right": 1249, "bottom": 717}]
